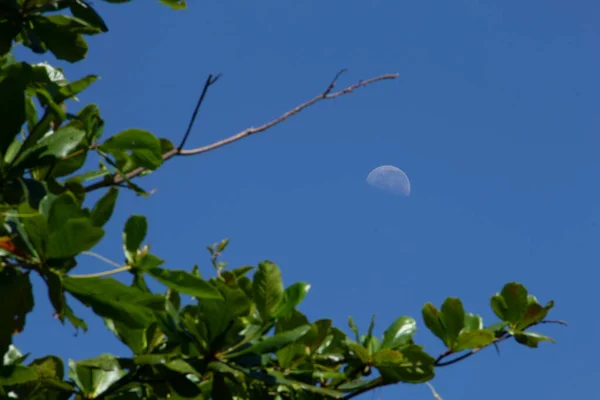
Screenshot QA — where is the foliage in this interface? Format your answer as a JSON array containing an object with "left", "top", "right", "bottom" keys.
[{"left": 0, "top": 1, "right": 564, "bottom": 399}]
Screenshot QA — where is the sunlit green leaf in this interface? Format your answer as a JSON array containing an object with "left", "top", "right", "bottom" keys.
[
  {"left": 422, "top": 303, "right": 445, "bottom": 343},
  {"left": 381, "top": 316, "right": 416, "bottom": 350},
  {"left": 440, "top": 297, "right": 464, "bottom": 348},
  {"left": 453, "top": 330, "right": 495, "bottom": 351},
  {"left": 500, "top": 282, "right": 528, "bottom": 325},
  {"left": 373, "top": 345, "right": 435, "bottom": 384},
  {"left": 252, "top": 260, "right": 284, "bottom": 321}
]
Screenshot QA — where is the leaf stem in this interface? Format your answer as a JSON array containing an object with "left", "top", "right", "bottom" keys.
[{"left": 68, "top": 265, "right": 131, "bottom": 279}]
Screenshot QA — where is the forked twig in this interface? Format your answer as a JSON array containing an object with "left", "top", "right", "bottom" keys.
[{"left": 84, "top": 70, "right": 399, "bottom": 192}]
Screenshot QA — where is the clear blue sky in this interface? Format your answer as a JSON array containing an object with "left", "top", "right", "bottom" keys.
[{"left": 14, "top": 1, "right": 600, "bottom": 398}]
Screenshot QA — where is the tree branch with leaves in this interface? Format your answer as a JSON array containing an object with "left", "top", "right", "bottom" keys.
[{"left": 0, "top": 1, "right": 564, "bottom": 399}]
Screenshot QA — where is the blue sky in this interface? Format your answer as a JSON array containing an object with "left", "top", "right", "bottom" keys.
[{"left": 14, "top": 1, "right": 600, "bottom": 398}]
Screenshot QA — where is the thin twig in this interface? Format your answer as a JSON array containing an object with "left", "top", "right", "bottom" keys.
[
  {"left": 178, "top": 73, "right": 221, "bottom": 151},
  {"left": 324, "top": 68, "right": 348, "bottom": 96},
  {"left": 84, "top": 72, "right": 398, "bottom": 192},
  {"left": 435, "top": 347, "right": 482, "bottom": 367}
]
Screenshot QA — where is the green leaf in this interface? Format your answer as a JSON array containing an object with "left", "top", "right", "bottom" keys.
[
  {"left": 422, "top": 303, "right": 445, "bottom": 343},
  {"left": 453, "top": 330, "right": 495, "bottom": 351},
  {"left": 440, "top": 297, "right": 465, "bottom": 348},
  {"left": 63, "top": 277, "right": 163, "bottom": 329},
  {"left": 348, "top": 316, "right": 360, "bottom": 343},
  {"left": 381, "top": 316, "right": 416, "bottom": 350},
  {"left": 231, "top": 265, "right": 254, "bottom": 278},
  {"left": 68, "top": 356, "right": 125, "bottom": 397},
  {"left": 514, "top": 331, "right": 555, "bottom": 348},
  {"left": 24, "top": 96, "right": 37, "bottom": 134},
  {"left": 490, "top": 293, "right": 507, "bottom": 321},
  {"left": 30, "top": 15, "right": 101, "bottom": 62},
  {"left": 123, "top": 215, "right": 147, "bottom": 259},
  {"left": 69, "top": 0, "right": 109, "bottom": 32},
  {"left": 345, "top": 340, "right": 370, "bottom": 364},
  {"left": 0, "top": 63, "right": 31, "bottom": 154},
  {"left": 99, "top": 129, "right": 163, "bottom": 170},
  {"left": 252, "top": 261, "right": 284, "bottom": 321},
  {"left": 372, "top": 345, "right": 435, "bottom": 384},
  {"left": 0, "top": 365, "right": 38, "bottom": 386},
  {"left": 3, "top": 345, "right": 27, "bottom": 366},
  {"left": 144, "top": 267, "right": 223, "bottom": 300},
  {"left": 273, "top": 281, "right": 311, "bottom": 318},
  {"left": 0, "top": 269, "right": 34, "bottom": 358},
  {"left": 104, "top": 319, "right": 148, "bottom": 354},
  {"left": 159, "top": 0, "right": 187, "bottom": 10},
  {"left": 29, "top": 355, "right": 64, "bottom": 380},
  {"left": 90, "top": 188, "right": 118, "bottom": 227},
  {"left": 500, "top": 282, "right": 529, "bottom": 325},
  {"left": 12, "top": 126, "right": 86, "bottom": 171},
  {"left": 517, "top": 300, "right": 554, "bottom": 330},
  {"left": 0, "top": 20, "right": 20, "bottom": 56},
  {"left": 232, "top": 325, "right": 311, "bottom": 357},
  {"left": 462, "top": 313, "right": 484, "bottom": 332},
  {"left": 55, "top": 75, "right": 98, "bottom": 103},
  {"left": 46, "top": 217, "right": 104, "bottom": 259}
]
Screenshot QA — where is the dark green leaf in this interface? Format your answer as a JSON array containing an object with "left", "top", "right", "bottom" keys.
[
  {"left": 232, "top": 325, "right": 311, "bottom": 357},
  {"left": 0, "top": 62, "right": 31, "bottom": 154},
  {"left": 90, "top": 188, "right": 118, "bottom": 227},
  {"left": 346, "top": 340, "right": 370, "bottom": 364},
  {"left": 252, "top": 260, "right": 284, "bottom": 321},
  {"left": 46, "top": 217, "right": 104, "bottom": 259},
  {"left": 123, "top": 215, "right": 147, "bottom": 257},
  {"left": 12, "top": 126, "right": 86, "bottom": 171},
  {"left": 144, "top": 267, "right": 223, "bottom": 300},
  {"left": 30, "top": 15, "right": 100, "bottom": 62},
  {"left": 0, "top": 269, "right": 34, "bottom": 359},
  {"left": 99, "top": 129, "right": 163, "bottom": 170},
  {"left": 381, "top": 316, "right": 416, "bottom": 350},
  {"left": 104, "top": 319, "right": 148, "bottom": 354},
  {"left": 63, "top": 276, "right": 163, "bottom": 329},
  {"left": 0, "top": 20, "right": 20, "bottom": 56},
  {"left": 70, "top": 1, "right": 109, "bottom": 32},
  {"left": 0, "top": 365, "right": 38, "bottom": 386}
]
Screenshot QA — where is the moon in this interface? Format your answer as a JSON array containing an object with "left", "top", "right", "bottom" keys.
[{"left": 366, "top": 165, "right": 411, "bottom": 196}]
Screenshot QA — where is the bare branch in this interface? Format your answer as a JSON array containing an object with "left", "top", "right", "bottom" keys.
[
  {"left": 178, "top": 73, "right": 221, "bottom": 151},
  {"left": 84, "top": 72, "right": 399, "bottom": 192}
]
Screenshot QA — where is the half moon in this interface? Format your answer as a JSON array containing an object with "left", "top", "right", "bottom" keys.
[{"left": 366, "top": 165, "right": 411, "bottom": 196}]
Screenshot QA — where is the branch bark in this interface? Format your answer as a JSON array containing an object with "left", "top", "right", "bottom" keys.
[{"left": 84, "top": 71, "right": 399, "bottom": 192}]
